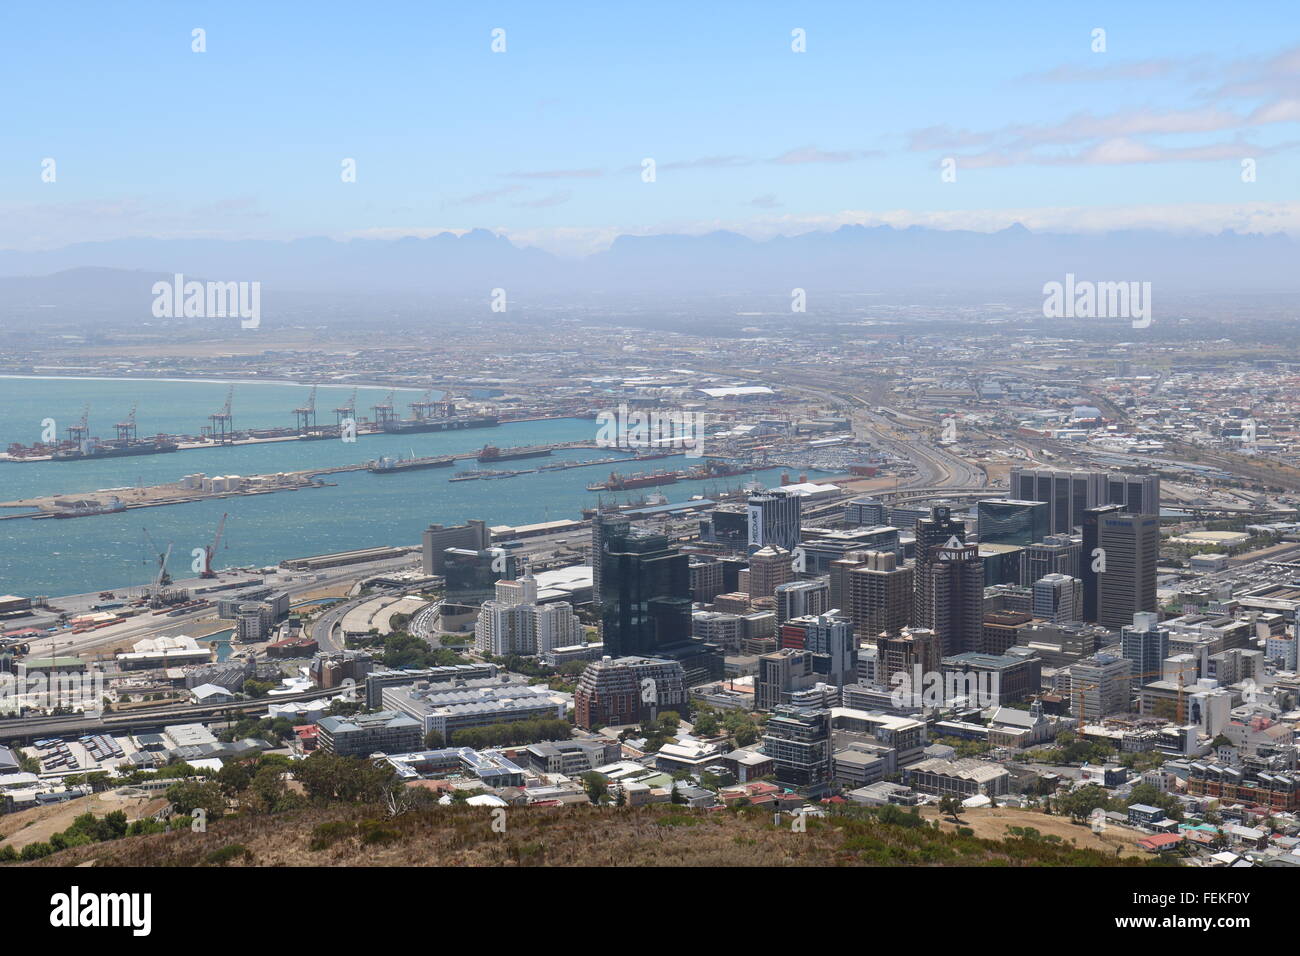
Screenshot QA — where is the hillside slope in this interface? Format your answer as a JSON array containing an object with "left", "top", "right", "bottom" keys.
[{"left": 18, "top": 803, "right": 1167, "bottom": 868}]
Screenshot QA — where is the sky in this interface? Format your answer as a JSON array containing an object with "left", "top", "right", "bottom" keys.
[{"left": 3, "top": 0, "right": 1298, "bottom": 255}]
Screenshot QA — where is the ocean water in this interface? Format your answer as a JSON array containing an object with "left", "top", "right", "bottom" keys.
[{"left": 0, "top": 377, "right": 814, "bottom": 597}]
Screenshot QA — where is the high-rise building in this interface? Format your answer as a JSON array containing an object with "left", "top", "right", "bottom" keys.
[
  {"left": 1023, "top": 534, "right": 1082, "bottom": 586},
  {"left": 916, "top": 540, "right": 984, "bottom": 657},
  {"left": 757, "top": 648, "right": 818, "bottom": 710},
  {"left": 747, "top": 490, "right": 802, "bottom": 552},
  {"left": 474, "top": 572, "right": 583, "bottom": 657},
  {"left": 914, "top": 505, "right": 966, "bottom": 634},
  {"left": 1081, "top": 504, "right": 1122, "bottom": 622},
  {"left": 1120, "top": 611, "right": 1169, "bottom": 683},
  {"left": 876, "top": 627, "right": 942, "bottom": 688},
  {"left": 421, "top": 520, "right": 490, "bottom": 574},
  {"left": 979, "top": 543, "right": 1026, "bottom": 587},
  {"left": 845, "top": 551, "right": 913, "bottom": 639},
  {"left": 774, "top": 577, "right": 830, "bottom": 624},
  {"left": 598, "top": 528, "right": 691, "bottom": 657},
  {"left": 688, "top": 557, "right": 725, "bottom": 603},
  {"left": 747, "top": 545, "right": 794, "bottom": 598},
  {"left": 844, "top": 497, "right": 888, "bottom": 527},
  {"left": 574, "top": 655, "right": 688, "bottom": 729},
  {"left": 1104, "top": 471, "right": 1161, "bottom": 517},
  {"left": 762, "top": 705, "right": 831, "bottom": 792},
  {"left": 1086, "top": 509, "right": 1160, "bottom": 630},
  {"left": 798, "top": 526, "right": 901, "bottom": 573},
  {"left": 790, "top": 612, "right": 857, "bottom": 688},
  {"left": 1033, "top": 573, "right": 1084, "bottom": 624},
  {"left": 591, "top": 513, "right": 631, "bottom": 607},
  {"left": 977, "top": 499, "right": 1049, "bottom": 547},
  {"left": 1065, "top": 653, "right": 1132, "bottom": 720},
  {"left": 1009, "top": 467, "right": 1160, "bottom": 536}
]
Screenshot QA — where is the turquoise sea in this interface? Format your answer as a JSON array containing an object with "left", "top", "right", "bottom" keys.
[{"left": 0, "top": 377, "right": 817, "bottom": 598}]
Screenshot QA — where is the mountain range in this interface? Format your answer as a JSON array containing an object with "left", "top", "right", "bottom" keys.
[{"left": 1, "top": 225, "right": 1297, "bottom": 310}]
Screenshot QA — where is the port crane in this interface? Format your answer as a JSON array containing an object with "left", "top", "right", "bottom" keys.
[
  {"left": 372, "top": 391, "right": 397, "bottom": 428},
  {"left": 334, "top": 389, "right": 358, "bottom": 429},
  {"left": 410, "top": 388, "right": 437, "bottom": 421},
  {"left": 208, "top": 386, "right": 234, "bottom": 443},
  {"left": 199, "top": 512, "right": 229, "bottom": 578},
  {"left": 66, "top": 405, "right": 90, "bottom": 446},
  {"left": 293, "top": 386, "right": 318, "bottom": 435},
  {"left": 114, "top": 403, "right": 138, "bottom": 443}
]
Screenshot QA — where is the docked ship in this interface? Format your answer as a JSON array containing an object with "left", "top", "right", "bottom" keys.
[
  {"left": 586, "top": 470, "right": 680, "bottom": 492},
  {"left": 382, "top": 415, "right": 498, "bottom": 434},
  {"left": 52, "top": 438, "right": 179, "bottom": 462},
  {"left": 366, "top": 455, "right": 456, "bottom": 475},
  {"left": 51, "top": 496, "right": 127, "bottom": 518},
  {"left": 476, "top": 444, "right": 553, "bottom": 463}
]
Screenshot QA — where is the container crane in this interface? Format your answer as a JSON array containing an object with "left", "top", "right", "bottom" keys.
[
  {"left": 114, "top": 403, "right": 138, "bottom": 443},
  {"left": 209, "top": 386, "right": 234, "bottom": 443},
  {"left": 293, "top": 386, "right": 318, "bottom": 434}
]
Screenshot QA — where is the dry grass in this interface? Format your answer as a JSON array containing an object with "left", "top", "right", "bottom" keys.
[
  {"left": 0, "top": 791, "right": 167, "bottom": 852},
  {"left": 919, "top": 805, "right": 1147, "bottom": 859},
  {"left": 17, "top": 802, "right": 1166, "bottom": 868}
]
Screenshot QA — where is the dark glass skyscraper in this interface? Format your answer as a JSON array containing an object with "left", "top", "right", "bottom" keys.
[
  {"left": 599, "top": 528, "right": 692, "bottom": 656},
  {"left": 977, "top": 498, "right": 1049, "bottom": 546}
]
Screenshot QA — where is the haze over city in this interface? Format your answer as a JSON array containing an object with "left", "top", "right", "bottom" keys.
[{"left": 0, "top": 0, "right": 1295, "bottom": 921}]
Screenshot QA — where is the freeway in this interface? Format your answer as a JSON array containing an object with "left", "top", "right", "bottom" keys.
[
  {"left": 0, "top": 686, "right": 342, "bottom": 745},
  {"left": 20, "top": 553, "right": 421, "bottom": 662},
  {"left": 760, "top": 370, "right": 987, "bottom": 491}
]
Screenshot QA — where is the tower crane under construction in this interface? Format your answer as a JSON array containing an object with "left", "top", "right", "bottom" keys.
[
  {"left": 199, "top": 512, "right": 229, "bottom": 578},
  {"left": 1067, "top": 665, "right": 1190, "bottom": 727}
]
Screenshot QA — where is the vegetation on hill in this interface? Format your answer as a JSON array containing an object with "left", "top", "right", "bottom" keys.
[{"left": 15, "top": 792, "right": 1168, "bottom": 868}]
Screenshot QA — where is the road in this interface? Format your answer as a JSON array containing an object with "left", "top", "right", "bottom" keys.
[{"left": 20, "top": 553, "right": 422, "bottom": 661}]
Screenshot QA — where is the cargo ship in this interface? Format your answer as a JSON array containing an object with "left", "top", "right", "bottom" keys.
[
  {"left": 586, "top": 470, "right": 680, "bottom": 492},
  {"left": 52, "top": 438, "right": 179, "bottom": 462},
  {"left": 51, "top": 496, "right": 127, "bottom": 518},
  {"left": 476, "top": 444, "right": 553, "bottom": 463},
  {"left": 383, "top": 415, "right": 499, "bottom": 434},
  {"left": 367, "top": 455, "right": 456, "bottom": 475}
]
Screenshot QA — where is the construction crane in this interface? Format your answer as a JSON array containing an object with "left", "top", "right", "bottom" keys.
[
  {"left": 293, "top": 386, "right": 318, "bottom": 434},
  {"left": 141, "top": 528, "right": 173, "bottom": 593},
  {"left": 199, "top": 512, "right": 228, "bottom": 578},
  {"left": 1068, "top": 665, "right": 1189, "bottom": 728}
]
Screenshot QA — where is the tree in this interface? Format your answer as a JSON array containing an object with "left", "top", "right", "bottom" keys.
[
  {"left": 581, "top": 772, "right": 608, "bottom": 804},
  {"left": 423, "top": 729, "right": 446, "bottom": 749},
  {"left": 693, "top": 711, "right": 720, "bottom": 737},
  {"left": 938, "top": 795, "right": 963, "bottom": 823},
  {"left": 165, "top": 780, "right": 225, "bottom": 820}
]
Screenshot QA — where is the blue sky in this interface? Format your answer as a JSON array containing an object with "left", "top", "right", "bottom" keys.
[{"left": 3, "top": 0, "right": 1298, "bottom": 254}]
